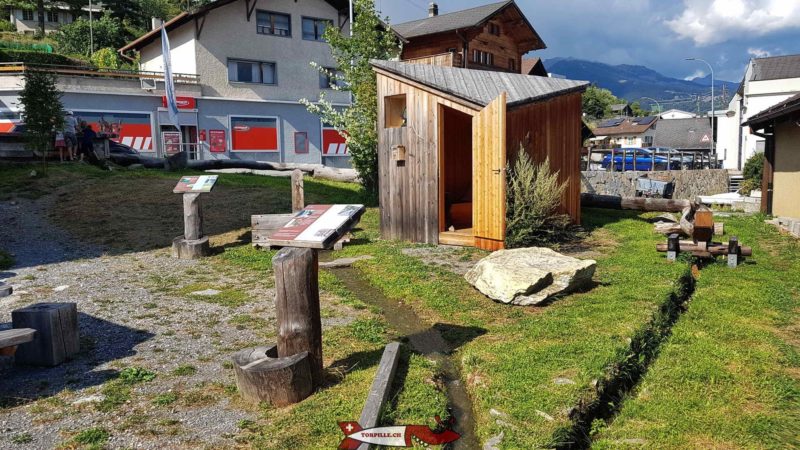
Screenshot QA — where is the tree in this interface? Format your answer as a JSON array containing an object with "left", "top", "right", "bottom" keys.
[
  {"left": 582, "top": 85, "right": 621, "bottom": 120},
  {"left": 91, "top": 47, "right": 122, "bottom": 69},
  {"left": 302, "top": 0, "right": 399, "bottom": 199},
  {"left": 19, "top": 69, "right": 63, "bottom": 172},
  {"left": 54, "top": 13, "right": 126, "bottom": 57}
]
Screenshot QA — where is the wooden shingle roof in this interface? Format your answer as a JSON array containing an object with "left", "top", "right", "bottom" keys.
[{"left": 372, "top": 60, "right": 588, "bottom": 108}]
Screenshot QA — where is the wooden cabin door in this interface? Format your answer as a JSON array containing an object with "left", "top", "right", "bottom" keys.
[{"left": 472, "top": 92, "right": 507, "bottom": 251}]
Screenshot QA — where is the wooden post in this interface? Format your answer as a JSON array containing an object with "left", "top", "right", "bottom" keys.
[
  {"left": 667, "top": 233, "right": 679, "bottom": 261},
  {"left": 183, "top": 193, "right": 203, "bottom": 240},
  {"left": 173, "top": 192, "right": 210, "bottom": 259},
  {"left": 586, "top": 148, "right": 592, "bottom": 170},
  {"left": 728, "top": 236, "right": 740, "bottom": 268},
  {"left": 273, "top": 247, "right": 323, "bottom": 386},
  {"left": 12, "top": 303, "right": 79, "bottom": 366},
  {"left": 610, "top": 148, "right": 615, "bottom": 172},
  {"left": 651, "top": 149, "right": 656, "bottom": 171},
  {"left": 357, "top": 342, "right": 401, "bottom": 450},
  {"left": 633, "top": 148, "right": 637, "bottom": 171},
  {"left": 291, "top": 169, "right": 304, "bottom": 213}
]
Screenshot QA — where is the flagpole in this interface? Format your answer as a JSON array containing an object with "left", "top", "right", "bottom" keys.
[{"left": 89, "top": 0, "right": 94, "bottom": 55}]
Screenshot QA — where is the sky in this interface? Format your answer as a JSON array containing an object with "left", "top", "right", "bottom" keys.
[{"left": 376, "top": 0, "right": 800, "bottom": 82}]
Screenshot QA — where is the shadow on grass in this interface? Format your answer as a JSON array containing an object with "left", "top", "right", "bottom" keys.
[{"left": 0, "top": 312, "right": 154, "bottom": 408}]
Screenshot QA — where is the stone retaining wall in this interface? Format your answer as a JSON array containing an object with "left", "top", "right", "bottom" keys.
[{"left": 581, "top": 169, "right": 730, "bottom": 200}]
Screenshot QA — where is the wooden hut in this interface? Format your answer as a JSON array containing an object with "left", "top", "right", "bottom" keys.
[{"left": 372, "top": 60, "right": 588, "bottom": 251}]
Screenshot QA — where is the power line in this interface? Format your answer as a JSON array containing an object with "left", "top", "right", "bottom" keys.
[{"left": 404, "top": 0, "right": 428, "bottom": 12}]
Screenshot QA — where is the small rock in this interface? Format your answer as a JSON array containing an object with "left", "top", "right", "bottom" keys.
[
  {"left": 53, "top": 285, "right": 69, "bottom": 292},
  {"left": 489, "top": 408, "right": 508, "bottom": 418},
  {"left": 535, "top": 410, "right": 554, "bottom": 421},
  {"left": 29, "top": 170, "right": 37, "bottom": 177},
  {"left": 9, "top": 200, "right": 17, "bottom": 206},
  {"left": 483, "top": 431, "right": 504, "bottom": 450},
  {"left": 319, "top": 255, "right": 374, "bottom": 269},
  {"left": 553, "top": 377, "right": 576, "bottom": 385},
  {"left": 0, "top": 284, "right": 12, "bottom": 298},
  {"left": 190, "top": 289, "right": 221, "bottom": 296},
  {"left": 621, "top": 438, "right": 647, "bottom": 445},
  {"left": 72, "top": 394, "right": 106, "bottom": 406}
]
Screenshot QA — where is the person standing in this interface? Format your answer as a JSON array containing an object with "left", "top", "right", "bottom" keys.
[{"left": 63, "top": 110, "right": 78, "bottom": 161}]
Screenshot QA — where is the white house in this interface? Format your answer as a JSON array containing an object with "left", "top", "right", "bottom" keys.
[
  {"left": 8, "top": 3, "right": 102, "bottom": 35},
  {"left": 659, "top": 109, "right": 696, "bottom": 120},
  {"left": 717, "top": 54, "right": 800, "bottom": 170}
]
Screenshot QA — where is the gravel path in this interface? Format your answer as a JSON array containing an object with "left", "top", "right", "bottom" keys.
[{"left": 0, "top": 197, "right": 351, "bottom": 449}]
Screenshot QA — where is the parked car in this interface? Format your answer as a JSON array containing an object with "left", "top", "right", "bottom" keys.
[
  {"left": 601, "top": 148, "right": 680, "bottom": 171},
  {"left": 108, "top": 141, "right": 140, "bottom": 155},
  {"left": 647, "top": 146, "right": 693, "bottom": 168}
]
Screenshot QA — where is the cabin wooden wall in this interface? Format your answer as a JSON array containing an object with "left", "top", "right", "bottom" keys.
[
  {"left": 376, "top": 72, "right": 478, "bottom": 244},
  {"left": 506, "top": 92, "right": 584, "bottom": 224},
  {"left": 403, "top": 52, "right": 455, "bottom": 67}
]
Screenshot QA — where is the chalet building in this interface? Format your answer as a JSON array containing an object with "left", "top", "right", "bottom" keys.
[
  {"left": 393, "top": 1, "right": 545, "bottom": 73},
  {"left": 590, "top": 117, "right": 658, "bottom": 149},
  {"left": 717, "top": 54, "right": 800, "bottom": 170},
  {"left": 520, "top": 57, "right": 548, "bottom": 76},
  {"left": 609, "top": 103, "right": 633, "bottom": 117}
]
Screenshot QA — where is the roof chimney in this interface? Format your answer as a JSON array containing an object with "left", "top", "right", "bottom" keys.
[
  {"left": 152, "top": 17, "right": 163, "bottom": 31},
  {"left": 428, "top": 2, "right": 438, "bottom": 17}
]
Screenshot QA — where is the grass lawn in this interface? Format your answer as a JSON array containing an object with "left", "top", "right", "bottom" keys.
[
  {"left": 593, "top": 215, "right": 800, "bottom": 449},
  {"left": 2, "top": 163, "right": 797, "bottom": 448}
]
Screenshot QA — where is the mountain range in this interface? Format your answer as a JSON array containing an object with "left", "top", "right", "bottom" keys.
[{"left": 543, "top": 58, "right": 739, "bottom": 112}]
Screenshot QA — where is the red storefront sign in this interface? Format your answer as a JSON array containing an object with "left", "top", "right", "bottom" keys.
[
  {"left": 209, "top": 129, "right": 227, "bottom": 153},
  {"left": 161, "top": 96, "right": 197, "bottom": 110}
]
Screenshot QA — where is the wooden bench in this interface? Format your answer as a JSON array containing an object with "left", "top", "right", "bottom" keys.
[{"left": 0, "top": 328, "right": 36, "bottom": 357}]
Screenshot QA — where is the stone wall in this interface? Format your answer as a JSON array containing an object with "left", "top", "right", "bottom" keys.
[{"left": 581, "top": 169, "right": 730, "bottom": 200}]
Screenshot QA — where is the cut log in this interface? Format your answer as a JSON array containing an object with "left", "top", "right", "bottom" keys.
[
  {"left": 0, "top": 283, "right": 12, "bottom": 298},
  {"left": 171, "top": 235, "right": 210, "bottom": 259},
  {"left": 183, "top": 193, "right": 203, "bottom": 241},
  {"left": 232, "top": 345, "right": 313, "bottom": 407},
  {"left": 251, "top": 214, "right": 294, "bottom": 247},
  {"left": 656, "top": 243, "right": 752, "bottom": 256},
  {"left": 581, "top": 193, "right": 692, "bottom": 212},
  {"left": 291, "top": 169, "right": 304, "bottom": 213},
  {"left": 312, "top": 166, "right": 359, "bottom": 183},
  {"left": 273, "top": 247, "right": 323, "bottom": 387},
  {"left": 11, "top": 303, "right": 79, "bottom": 366}
]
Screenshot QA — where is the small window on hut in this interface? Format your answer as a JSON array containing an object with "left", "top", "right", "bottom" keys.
[{"left": 384, "top": 94, "right": 407, "bottom": 128}]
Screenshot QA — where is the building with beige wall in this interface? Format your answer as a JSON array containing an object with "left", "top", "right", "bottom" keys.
[
  {"left": 745, "top": 93, "right": 800, "bottom": 219},
  {"left": 9, "top": 3, "right": 101, "bottom": 35}
]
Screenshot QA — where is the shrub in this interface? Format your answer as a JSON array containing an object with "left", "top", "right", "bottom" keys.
[
  {"left": 740, "top": 152, "right": 765, "bottom": 195},
  {"left": 0, "top": 20, "right": 17, "bottom": 33},
  {"left": 119, "top": 366, "right": 156, "bottom": 384},
  {"left": 505, "top": 146, "right": 575, "bottom": 248},
  {"left": 0, "top": 49, "right": 81, "bottom": 66},
  {"left": 54, "top": 14, "right": 126, "bottom": 57},
  {"left": 90, "top": 47, "right": 122, "bottom": 69}
]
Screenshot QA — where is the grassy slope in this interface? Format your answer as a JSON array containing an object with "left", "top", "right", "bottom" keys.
[
  {"left": 593, "top": 216, "right": 800, "bottom": 449},
  {"left": 328, "top": 208, "right": 687, "bottom": 448}
]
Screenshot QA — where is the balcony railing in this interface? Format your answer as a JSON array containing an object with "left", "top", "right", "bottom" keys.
[{"left": 0, "top": 62, "right": 199, "bottom": 84}]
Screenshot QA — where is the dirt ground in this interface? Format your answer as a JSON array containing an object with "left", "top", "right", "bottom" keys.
[{"left": 0, "top": 183, "right": 359, "bottom": 449}]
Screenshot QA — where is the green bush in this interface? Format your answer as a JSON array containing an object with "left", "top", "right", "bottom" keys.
[
  {"left": 0, "top": 49, "right": 82, "bottom": 66},
  {"left": 0, "top": 20, "right": 16, "bottom": 33},
  {"left": 743, "top": 152, "right": 765, "bottom": 182},
  {"left": 90, "top": 47, "right": 122, "bottom": 69},
  {"left": 505, "top": 146, "right": 575, "bottom": 248},
  {"left": 54, "top": 14, "right": 126, "bottom": 57},
  {"left": 118, "top": 367, "right": 156, "bottom": 384}
]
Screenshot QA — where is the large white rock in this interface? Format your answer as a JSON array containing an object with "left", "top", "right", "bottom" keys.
[{"left": 464, "top": 248, "right": 596, "bottom": 306}]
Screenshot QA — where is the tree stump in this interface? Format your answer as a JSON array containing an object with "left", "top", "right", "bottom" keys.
[
  {"left": 11, "top": 303, "right": 79, "bottom": 366},
  {"left": 273, "top": 247, "right": 323, "bottom": 386},
  {"left": 172, "top": 235, "right": 210, "bottom": 259},
  {"left": 291, "top": 169, "right": 304, "bottom": 213},
  {"left": 232, "top": 345, "right": 313, "bottom": 406},
  {"left": 0, "top": 282, "right": 12, "bottom": 298}
]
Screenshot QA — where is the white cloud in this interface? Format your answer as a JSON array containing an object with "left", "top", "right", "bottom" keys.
[
  {"left": 666, "top": 0, "right": 800, "bottom": 46},
  {"left": 747, "top": 47, "right": 771, "bottom": 57},
  {"left": 684, "top": 69, "right": 706, "bottom": 80}
]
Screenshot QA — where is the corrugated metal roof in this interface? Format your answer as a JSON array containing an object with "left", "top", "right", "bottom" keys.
[
  {"left": 751, "top": 54, "right": 800, "bottom": 81},
  {"left": 371, "top": 60, "right": 588, "bottom": 108},
  {"left": 652, "top": 117, "right": 712, "bottom": 150},
  {"left": 393, "top": 1, "right": 510, "bottom": 38}
]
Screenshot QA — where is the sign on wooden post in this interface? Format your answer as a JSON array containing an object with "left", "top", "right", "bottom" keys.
[
  {"left": 172, "top": 175, "right": 217, "bottom": 259},
  {"left": 266, "top": 204, "right": 365, "bottom": 250}
]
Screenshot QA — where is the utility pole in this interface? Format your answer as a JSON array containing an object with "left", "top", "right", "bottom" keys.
[{"left": 89, "top": 0, "right": 94, "bottom": 55}]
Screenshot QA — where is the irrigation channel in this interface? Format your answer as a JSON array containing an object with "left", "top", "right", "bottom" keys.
[
  {"left": 326, "top": 265, "right": 480, "bottom": 450},
  {"left": 554, "top": 261, "right": 698, "bottom": 449}
]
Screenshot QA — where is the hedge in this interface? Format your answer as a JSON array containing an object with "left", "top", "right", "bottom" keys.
[{"left": 0, "top": 49, "right": 83, "bottom": 66}]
